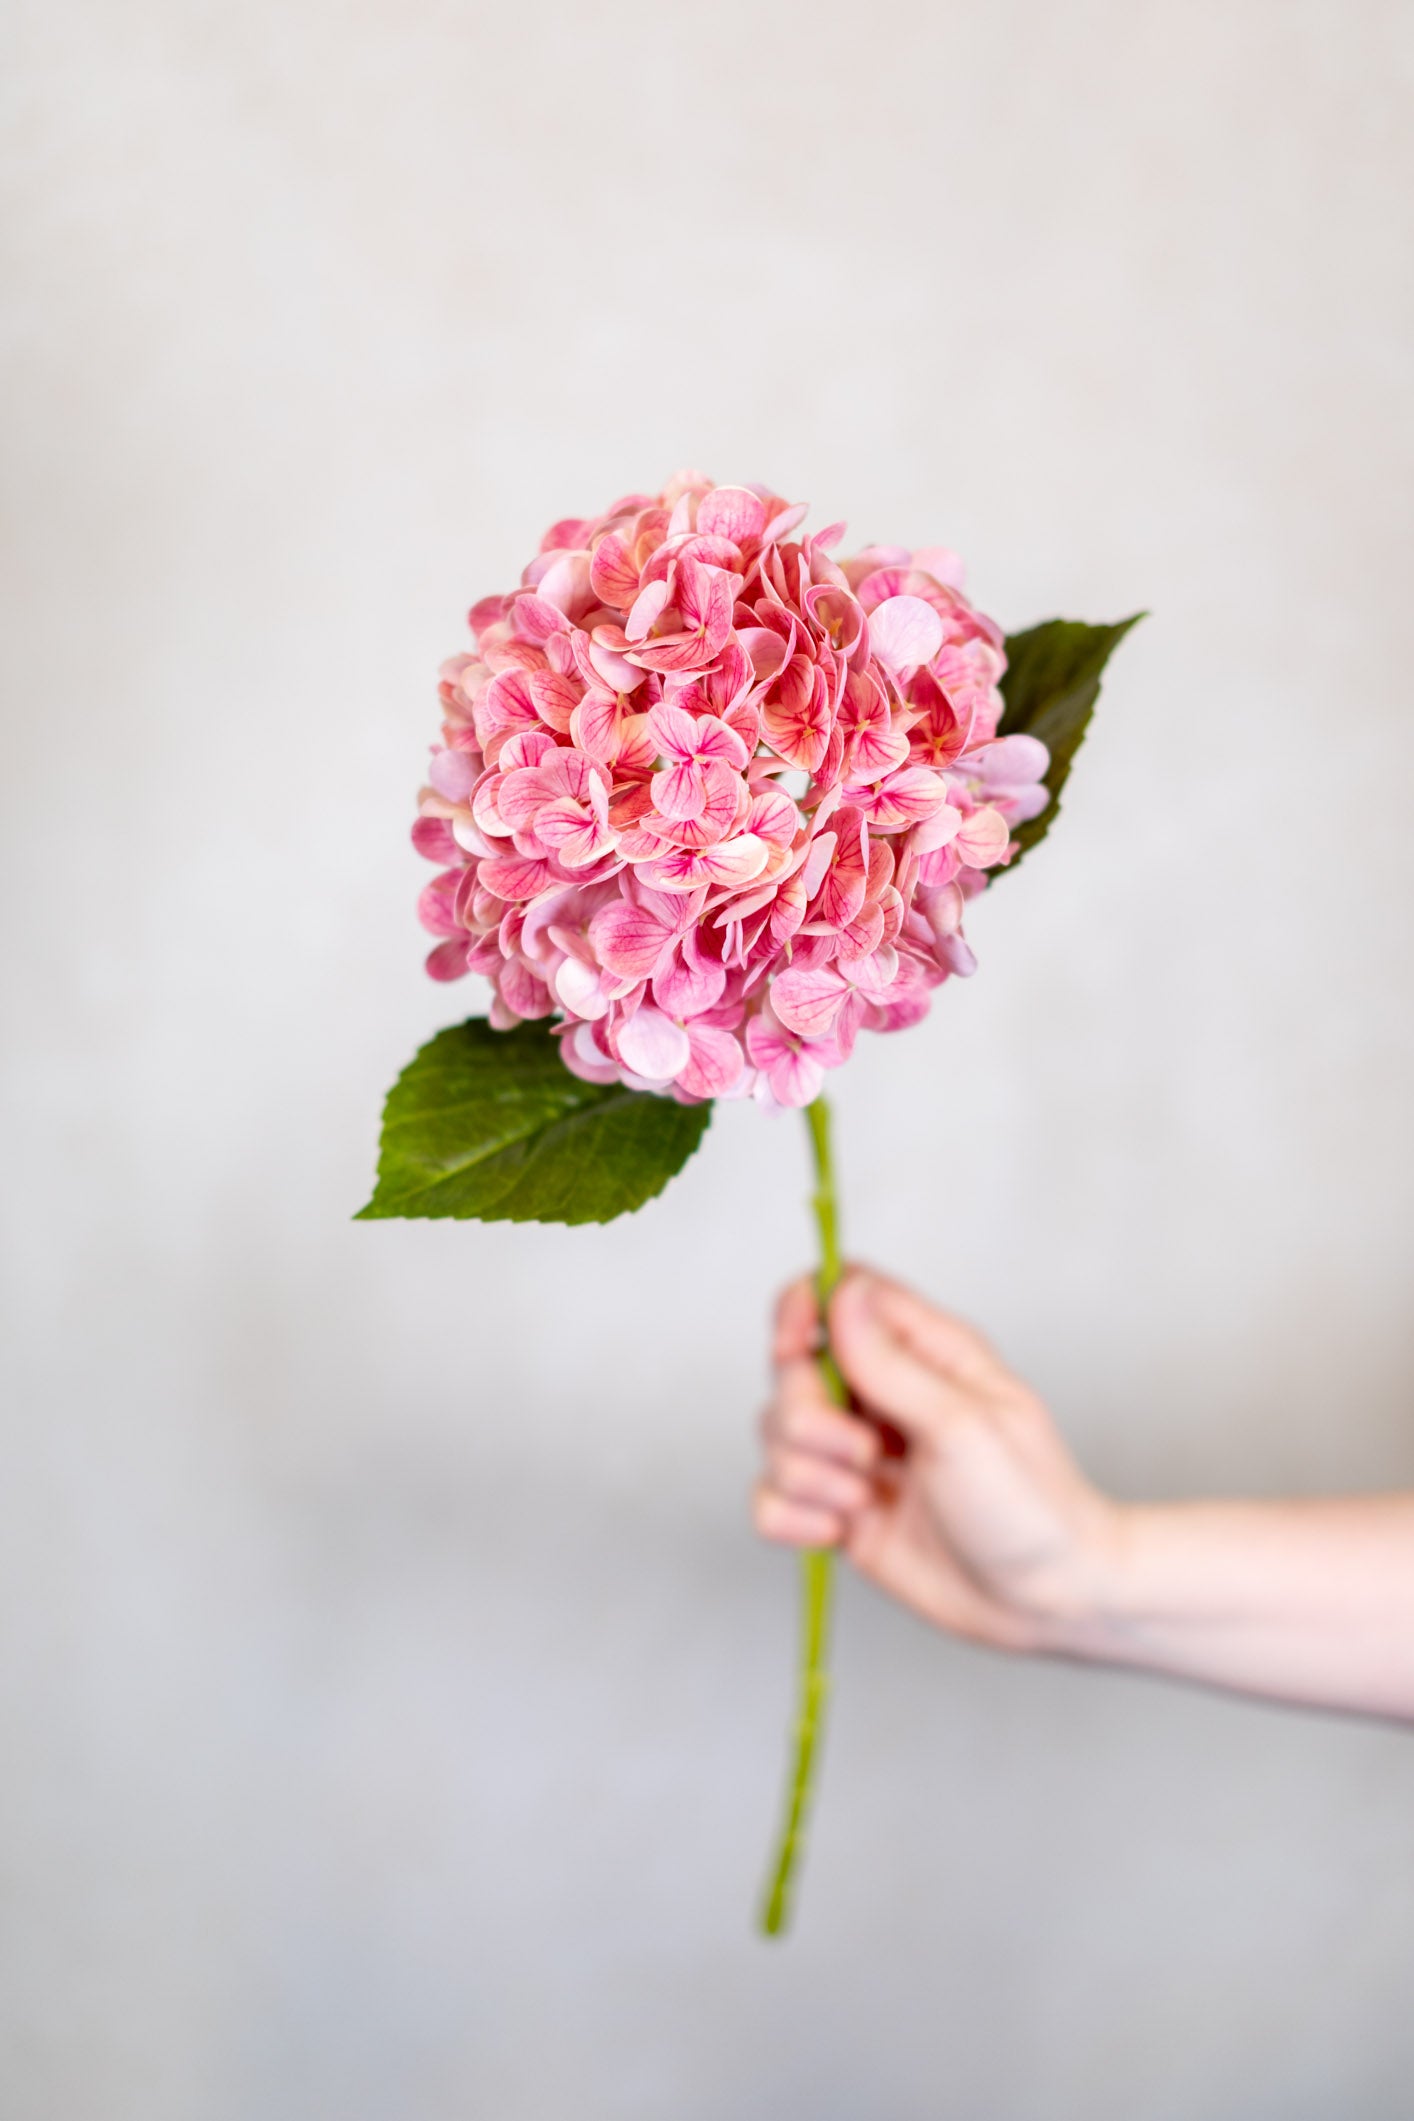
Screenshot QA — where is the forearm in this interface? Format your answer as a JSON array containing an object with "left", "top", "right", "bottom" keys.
[{"left": 1050, "top": 1494, "right": 1414, "bottom": 1721}]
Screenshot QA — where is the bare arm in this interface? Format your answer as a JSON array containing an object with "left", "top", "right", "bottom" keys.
[
  {"left": 1062, "top": 1494, "right": 1414, "bottom": 1717},
  {"left": 753, "top": 1268, "right": 1414, "bottom": 1723}
]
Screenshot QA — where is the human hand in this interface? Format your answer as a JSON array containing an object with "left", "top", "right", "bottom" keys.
[{"left": 754, "top": 1267, "right": 1121, "bottom": 1652}]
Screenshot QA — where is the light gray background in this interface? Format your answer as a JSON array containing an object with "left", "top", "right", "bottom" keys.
[{"left": 3, "top": 3, "right": 1413, "bottom": 2116}]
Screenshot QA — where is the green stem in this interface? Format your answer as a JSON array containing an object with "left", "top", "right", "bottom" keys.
[{"left": 758, "top": 1094, "right": 846, "bottom": 1937}]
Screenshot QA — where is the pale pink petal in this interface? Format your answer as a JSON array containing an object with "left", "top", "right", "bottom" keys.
[
  {"left": 761, "top": 500, "right": 809, "bottom": 544},
  {"left": 699, "top": 833, "right": 769, "bottom": 887},
  {"left": 535, "top": 551, "right": 591, "bottom": 618},
  {"left": 868, "top": 594, "right": 945, "bottom": 674},
  {"left": 921, "top": 882, "right": 965, "bottom": 941},
  {"left": 937, "top": 932, "right": 979, "bottom": 977},
  {"left": 626, "top": 576, "right": 672, "bottom": 644},
  {"left": 968, "top": 733, "right": 1050, "bottom": 785},
  {"left": 911, "top": 545, "right": 967, "bottom": 588},
  {"left": 553, "top": 954, "right": 609, "bottom": 1020},
  {"left": 912, "top": 802, "right": 963, "bottom": 853},
  {"left": 429, "top": 748, "right": 477, "bottom": 801},
  {"left": 800, "top": 831, "right": 838, "bottom": 899},
  {"left": 745, "top": 1013, "right": 827, "bottom": 1108},
  {"left": 588, "top": 637, "right": 646, "bottom": 691},
  {"left": 616, "top": 1006, "right": 691, "bottom": 1082},
  {"left": 954, "top": 806, "right": 1011, "bottom": 867}
]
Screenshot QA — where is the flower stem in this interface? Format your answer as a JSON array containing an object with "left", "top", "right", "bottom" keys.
[{"left": 758, "top": 1094, "right": 846, "bottom": 1937}]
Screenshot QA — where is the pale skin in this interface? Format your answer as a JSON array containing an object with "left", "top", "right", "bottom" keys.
[{"left": 754, "top": 1268, "right": 1414, "bottom": 1722}]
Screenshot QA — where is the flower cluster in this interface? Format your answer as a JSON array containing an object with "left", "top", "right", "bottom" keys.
[{"left": 413, "top": 473, "right": 1048, "bottom": 1107}]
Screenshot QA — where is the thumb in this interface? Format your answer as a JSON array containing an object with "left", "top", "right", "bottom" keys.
[{"left": 827, "top": 1270, "right": 974, "bottom": 1442}]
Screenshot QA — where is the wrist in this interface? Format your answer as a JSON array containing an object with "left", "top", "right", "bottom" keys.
[{"left": 1029, "top": 1493, "right": 1140, "bottom": 1661}]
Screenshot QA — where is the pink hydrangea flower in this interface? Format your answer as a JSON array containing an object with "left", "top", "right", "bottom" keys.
[{"left": 412, "top": 474, "right": 1047, "bottom": 1108}]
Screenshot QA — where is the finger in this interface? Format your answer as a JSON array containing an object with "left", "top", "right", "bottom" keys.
[
  {"left": 828, "top": 1272, "right": 975, "bottom": 1440},
  {"left": 753, "top": 1483, "right": 843, "bottom": 1548},
  {"left": 772, "top": 1276, "right": 820, "bottom": 1364},
  {"left": 850, "top": 1270, "right": 1006, "bottom": 1389},
  {"left": 763, "top": 1359, "right": 881, "bottom": 1470},
  {"left": 765, "top": 1443, "right": 874, "bottom": 1515}
]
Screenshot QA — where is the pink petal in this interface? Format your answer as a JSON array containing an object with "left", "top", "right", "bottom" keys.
[
  {"left": 553, "top": 954, "right": 608, "bottom": 1020},
  {"left": 588, "top": 901, "right": 673, "bottom": 978},
  {"left": 528, "top": 670, "right": 580, "bottom": 733},
  {"left": 412, "top": 815, "right": 462, "bottom": 864},
  {"left": 651, "top": 759, "right": 709, "bottom": 822},
  {"left": 641, "top": 763, "right": 744, "bottom": 849},
  {"left": 770, "top": 964, "right": 848, "bottom": 1038},
  {"left": 800, "top": 830, "right": 838, "bottom": 898},
  {"left": 696, "top": 485, "right": 767, "bottom": 545},
  {"left": 417, "top": 872, "right": 462, "bottom": 937},
  {"left": 428, "top": 748, "right": 477, "bottom": 801},
  {"left": 589, "top": 532, "right": 642, "bottom": 612},
  {"left": 911, "top": 545, "right": 966, "bottom": 588},
  {"left": 588, "top": 637, "right": 646, "bottom": 691},
  {"left": 425, "top": 938, "right": 471, "bottom": 981},
  {"left": 699, "top": 833, "right": 769, "bottom": 887},
  {"left": 954, "top": 806, "right": 1011, "bottom": 867},
  {"left": 570, "top": 688, "right": 623, "bottom": 766},
  {"left": 559, "top": 1020, "right": 621, "bottom": 1085},
  {"left": 747, "top": 786, "right": 800, "bottom": 847},
  {"left": 477, "top": 854, "right": 555, "bottom": 901},
  {"left": 868, "top": 594, "right": 945, "bottom": 674},
  {"left": 510, "top": 593, "right": 570, "bottom": 644},
  {"left": 678, "top": 1023, "right": 745, "bottom": 1100},
  {"left": 626, "top": 576, "right": 672, "bottom": 644},
  {"left": 737, "top": 626, "right": 791, "bottom": 681},
  {"left": 761, "top": 500, "right": 809, "bottom": 543},
  {"left": 498, "top": 959, "right": 554, "bottom": 1018},
  {"left": 536, "top": 551, "right": 591, "bottom": 618},
  {"left": 652, "top": 937, "right": 727, "bottom": 1019},
  {"left": 673, "top": 557, "right": 716, "bottom": 631},
  {"left": 616, "top": 1006, "right": 691, "bottom": 1082},
  {"left": 968, "top": 733, "right": 1050, "bottom": 786},
  {"left": 646, "top": 700, "right": 700, "bottom": 763},
  {"left": 692, "top": 714, "right": 749, "bottom": 769}
]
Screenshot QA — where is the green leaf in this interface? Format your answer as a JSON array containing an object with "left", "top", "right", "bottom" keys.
[
  {"left": 356, "top": 1017, "right": 712, "bottom": 1225},
  {"left": 995, "top": 614, "right": 1144, "bottom": 868}
]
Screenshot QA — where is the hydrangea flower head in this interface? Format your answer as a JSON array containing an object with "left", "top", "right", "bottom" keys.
[{"left": 413, "top": 473, "right": 1048, "bottom": 1108}]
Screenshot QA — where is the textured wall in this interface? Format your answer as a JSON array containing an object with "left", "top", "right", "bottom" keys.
[{"left": 3, "top": 3, "right": 1413, "bottom": 2116}]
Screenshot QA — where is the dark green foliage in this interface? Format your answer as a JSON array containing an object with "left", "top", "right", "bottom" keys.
[
  {"left": 995, "top": 615, "right": 1144, "bottom": 867},
  {"left": 357, "top": 1017, "right": 712, "bottom": 1224}
]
